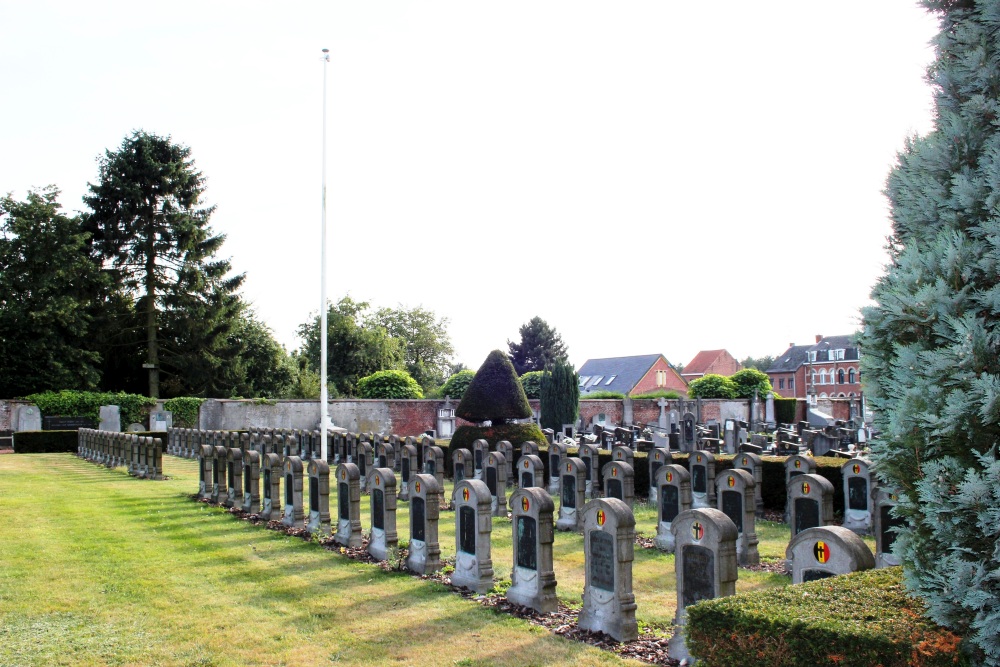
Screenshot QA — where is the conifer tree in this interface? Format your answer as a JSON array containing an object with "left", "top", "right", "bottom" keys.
[
  {"left": 507, "top": 316, "right": 568, "bottom": 375},
  {"left": 860, "top": 2, "right": 1000, "bottom": 662},
  {"left": 456, "top": 350, "right": 532, "bottom": 425},
  {"left": 540, "top": 359, "right": 579, "bottom": 431}
]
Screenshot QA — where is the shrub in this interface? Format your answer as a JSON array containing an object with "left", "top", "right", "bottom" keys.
[
  {"left": 24, "top": 390, "right": 156, "bottom": 426},
  {"left": 356, "top": 370, "right": 423, "bottom": 399},
  {"left": 580, "top": 390, "right": 625, "bottom": 399},
  {"left": 686, "top": 567, "right": 964, "bottom": 667},
  {"left": 539, "top": 360, "right": 578, "bottom": 431},
  {"left": 631, "top": 390, "right": 682, "bottom": 400},
  {"left": 686, "top": 374, "right": 738, "bottom": 399},
  {"left": 456, "top": 350, "right": 532, "bottom": 424},
  {"left": 519, "top": 371, "right": 545, "bottom": 399},
  {"left": 13, "top": 431, "right": 78, "bottom": 453},
  {"left": 773, "top": 397, "right": 797, "bottom": 424},
  {"left": 163, "top": 397, "right": 204, "bottom": 428},
  {"left": 729, "top": 368, "right": 772, "bottom": 399},
  {"left": 437, "top": 369, "right": 475, "bottom": 401}
]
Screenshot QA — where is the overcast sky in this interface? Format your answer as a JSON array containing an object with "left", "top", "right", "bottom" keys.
[{"left": 1, "top": 1, "right": 940, "bottom": 372}]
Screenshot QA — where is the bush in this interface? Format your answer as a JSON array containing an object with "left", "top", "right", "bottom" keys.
[
  {"left": 631, "top": 390, "right": 682, "bottom": 400},
  {"left": 456, "top": 351, "right": 532, "bottom": 424},
  {"left": 729, "top": 368, "right": 772, "bottom": 399},
  {"left": 356, "top": 370, "right": 423, "bottom": 399},
  {"left": 686, "top": 568, "right": 964, "bottom": 667},
  {"left": 437, "top": 369, "right": 475, "bottom": 401},
  {"left": 686, "top": 374, "right": 738, "bottom": 399},
  {"left": 13, "top": 431, "right": 78, "bottom": 453},
  {"left": 773, "top": 397, "right": 797, "bottom": 424},
  {"left": 580, "top": 390, "right": 625, "bottom": 399},
  {"left": 163, "top": 397, "right": 204, "bottom": 428},
  {"left": 24, "top": 390, "right": 156, "bottom": 425},
  {"left": 519, "top": 371, "right": 545, "bottom": 399}
]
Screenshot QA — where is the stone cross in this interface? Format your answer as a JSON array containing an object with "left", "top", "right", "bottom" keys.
[
  {"left": 689, "top": 451, "right": 717, "bottom": 509},
  {"left": 406, "top": 473, "right": 442, "bottom": 575},
  {"left": 602, "top": 460, "right": 635, "bottom": 509},
  {"left": 842, "top": 458, "right": 874, "bottom": 534},
  {"left": 715, "top": 468, "right": 759, "bottom": 566},
  {"left": 486, "top": 451, "right": 508, "bottom": 517},
  {"left": 657, "top": 397, "right": 669, "bottom": 429},
  {"left": 242, "top": 450, "right": 261, "bottom": 514},
  {"left": 368, "top": 468, "right": 398, "bottom": 561},
  {"left": 516, "top": 454, "right": 545, "bottom": 490},
  {"left": 507, "top": 487, "right": 557, "bottom": 614},
  {"left": 334, "top": 463, "right": 363, "bottom": 548},
  {"left": 451, "top": 479, "right": 494, "bottom": 594},
  {"left": 556, "top": 457, "right": 587, "bottom": 532},
  {"left": 786, "top": 526, "right": 875, "bottom": 584},
  {"left": 788, "top": 473, "right": 835, "bottom": 537},
  {"left": 261, "top": 453, "right": 282, "bottom": 521},
  {"left": 307, "top": 459, "right": 331, "bottom": 535},
  {"left": 655, "top": 464, "right": 691, "bottom": 552},
  {"left": 578, "top": 497, "right": 638, "bottom": 642},
  {"left": 282, "top": 456, "right": 305, "bottom": 529}
]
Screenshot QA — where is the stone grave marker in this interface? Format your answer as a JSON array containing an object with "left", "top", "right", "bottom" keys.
[
  {"left": 611, "top": 444, "right": 634, "bottom": 470},
  {"left": 99, "top": 405, "right": 121, "bottom": 432},
  {"left": 334, "top": 463, "right": 363, "bottom": 548},
  {"left": 547, "top": 441, "right": 566, "bottom": 495},
  {"left": 388, "top": 435, "right": 402, "bottom": 472},
  {"left": 516, "top": 454, "right": 545, "bottom": 489},
  {"left": 452, "top": 447, "right": 472, "bottom": 486},
  {"left": 578, "top": 497, "right": 638, "bottom": 642},
  {"left": 376, "top": 440, "right": 395, "bottom": 471},
  {"left": 495, "top": 440, "right": 514, "bottom": 484},
  {"left": 243, "top": 450, "right": 261, "bottom": 514},
  {"left": 307, "top": 459, "right": 331, "bottom": 535},
  {"left": 358, "top": 442, "right": 374, "bottom": 492},
  {"left": 842, "top": 458, "right": 874, "bottom": 534},
  {"left": 424, "top": 444, "right": 445, "bottom": 489},
  {"left": 420, "top": 435, "right": 436, "bottom": 467},
  {"left": 13, "top": 404, "right": 42, "bottom": 432},
  {"left": 655, "top": 464, "right": 691, "bottom": 552},
  {"left": 648, "top": 447, "right": 671, "bottom": 503},
  {"left": 601, "top": 460, "right": 635, "bottom": 509},
  {"left": 198, "top": 444, "right": 214, "bottom": 500},
  {"left": 786, "top": 526, "right": 875, "bottom": 584},
  {"left": 507, "top": 487, "right": 557, "bottom": 614},
  {"left": 485, "top": 451, "right": 508, "bottom": 517},
  {"left": 282, "top": 456, "right": 305, "bottom": 529},
  {"left": 556, "top": 457, "right": 587, "bottom": 532},
  {"left": 681, "top": 412, "right": 697, "bottom": 451},
  {"left": 212, "top": 444, "right": 228, "bottom": 505},
  {"left": 874, "top": 488, "right": 904, "bottom": 568},
  {"left": 346, "top": 432, "right": 359, "bottom": 463},
  {"left": 226, "top": 447, "right": 244, "bottom": 509},
  {"left": 788, "top": 473, "right": 835, "bottom": 537},
  {"left": 261, "top": 453, "right": 282, "bottom": 521},
  {"left": 577, "top": 442, "right": 600, "bottom": 499},
  {"left": 452, "top": 479, "right": 494, "bottom": 594},
  {"left": 399, "top": 442, "right": 419, "bottom": 501},
  {"left": 368, "top": 468, "right": 398, "bottom": 561},
  {"left": 406, "top": 474, "right": 442, "bottom": 575},
  {"left": 520, "top": 440, "right": 539, "bottom": 457},
  {"left": 734, "top": 452, "right": 764, "bottom": 517},
  {"left": 716, "top": 468, "right": 759, "bottom": 566},
  {"left": 689, "top": 451, "right": 717, "bottom": 509},
  {"left": 542, "top": 427, "right": 555, "bottom": 445},
  {"left": 785, "top": 453, "right": 816, "bottom": 484}
]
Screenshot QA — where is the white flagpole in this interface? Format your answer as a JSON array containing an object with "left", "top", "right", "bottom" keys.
[{"left": 320, "top": 47, "right": 331, "bottom": 461}]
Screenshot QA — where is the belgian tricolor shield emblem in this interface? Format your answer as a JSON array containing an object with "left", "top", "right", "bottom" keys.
[
  {"left": 341, "top": 469, "right": 346, "bottom": 480},
  {"left": 802, "top": 481, "right": 811, "bottom": 495},
  {"left": 522, "top": 496, "right": 530, "bottom": 512},
  {"left": 728, "top": 475, "right": 736, "bottom": 488},
  {"left": 666, "top": 471, "right": 673, "bottom": 483},
  {"left": 462, "top": 487, "right": 470, "bottom": 502},
  {"left": 415, "top": 481, "right": 421, "bottom": 494},
  {"left": 524, "top": 459, "right": 530, "bottom": 468},
  {"left": 853, "top": 463, "right": 861, "bottom": 475},
  {"left": 692, "top": 521, "right": 704, "bottom": 541},
  {"left": 375, "top": 476, "right": 380, "bottom": 486},
  {"left": 597, "top": 509, "right": 606, "bottom": 526},
  {"left": 742, "top": 457, "right": 748, "bottom": 466},
  {"left": 697, "top": 455, "right": 702, "bottom": 463},
  {"left": 612, "top": 466, "right": 618, "bottom": 477},
  {"left": 814, "top": 541, "right": 831, "bottom": 563},
  {"left": 567, "top": 462, "right": 572, "bottom": 472}
]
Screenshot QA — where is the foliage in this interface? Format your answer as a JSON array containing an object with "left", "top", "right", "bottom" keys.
[
  {"left": 539, "top": 360, "right": 579, "bottom": 431},
  {"left": 437, "top": 369, "right": 475, "bottom": 400},
  {"left": 739, "top": 355, "right": 776, "bottom": 372},
  {"left": 297, "top": 296, "right": 405, "bottom": 397},
  {"left": 83, "top": 130, "right": 245, "bottom": 398},
  {"left": 686, "top": 567, "right": 965, "bottom": 667},
  {"left": 729, "top": 368, "right": 773, "bottom": 399},
  {"left": 446, "top": 423, "right": 548, "bottom": 463},
  {"left": 507, "top": 316, "right": 569, "bottom": 375},
  {"left": 456, "top": 350, "right": 532, "bottom": 424},
  {"left": 857, "top": 3, "right": 1000, "bottom": 662},
  {"left": 12, "top": 431, "right": 78, "bottom": 453},
  {"left": 356, "top": 370, "right": 423, "bottom": 399},
  {"left": 686, "top": 374, "right": 738, "bottom": 399},
  {"left": 519, "top": 371, "right": 545, "bottom": 399},
  {"left": 216, "top": 311, "right": 297, "bottom": 398},
  {"left": 24, "top": 390, "right": 156, "bottom": 425},
  {"left": 0, "top": 188, "right": 106, "bottom": 396},
  {"left": 162, "top": 397, "right": 204, "bottom": 428},
  {"left": 369, "top": 305, "right": 454, "bottom": 390},
  {"left": 773, "top": 397, "right": 797, "bottom": 425},
  {"left": 579, "top": 391, "right": 625, "bottom": 399},
  {"left": 631, "top": 390, "right": 682, "bottom": 400}
]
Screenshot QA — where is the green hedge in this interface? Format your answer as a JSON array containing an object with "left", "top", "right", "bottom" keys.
[
  {"left": 162, "top": 397, "right": 203, "bottom": 428},
  {"left": 685, "top": 567, "right": 964, "bottom": 667},
  {"left": 773, "top": 397, "right": 797, "bottom": 424},
  {"left": 24, "top": 390, "right": 157, "bottom": 426},
  {"left": 13, "top": 431, "right": 78, "bottom": 453}
]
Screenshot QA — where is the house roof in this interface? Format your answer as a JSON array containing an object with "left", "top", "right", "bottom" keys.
[
  {"left": 810, "top": 335, "right": 856, "bottom": 352},
  {"left": 577, "top": 354, "right": 664, "bottom": 395},
  {"left": 681, "top": 349, "right": 729, "bottom": 377},
  {"left": 766, "top": 345, "right": 811, "bottom": 373}
]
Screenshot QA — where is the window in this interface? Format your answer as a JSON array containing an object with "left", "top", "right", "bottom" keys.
[
  {"left": 848, "top": 368, "right": 856, "bottom": 384},
  {"left": 832, "top": 349, "right": 845, "bottom": 360},
  {"left": 590, "top": 376, "right": 603, "bottom": 387},
  {"left": 819, "top": 369, "right": 828, "bottom": 385},
  {"left": 606, "top": 375, "right": 616, "bottom": 385},
  {"left": 579, "top": 376, "right": 590, "bottom": 386},
  {"left": 656, "top": 370, "right": 667, "bottom": 387},
  {"left": 778, "top": 378, "right": 785, "bottom": 389},
  {"left": 789, "top": 378, "right": 794, "bottom": 390},
  {"left": 838, "top": 369, "right": 845, "bottom": 384},
  {"left": 811, "top": 371, "right": 817, "bottom": 385},
  {"left": 808, "top": 351, "right": 817, "bottom": 362}
]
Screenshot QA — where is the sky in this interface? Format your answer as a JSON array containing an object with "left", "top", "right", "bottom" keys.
[{"left": 1, "top": 1, "right": 941, "bottom": 372}]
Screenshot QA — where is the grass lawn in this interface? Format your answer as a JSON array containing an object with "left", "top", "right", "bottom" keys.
[{"left": 0, "top": 453, "right": 862, "bottom": 666}]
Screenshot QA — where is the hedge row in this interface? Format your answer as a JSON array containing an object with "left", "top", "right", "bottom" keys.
[
  {"left": 13, "top": 431, "right": 78, "bottom": 453},
  {"left": 685, "top": 567, "right": 963, "bottom": 667}
]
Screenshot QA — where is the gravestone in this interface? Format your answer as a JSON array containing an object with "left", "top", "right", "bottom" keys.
[
  {"left": 520, "top": 441, "right": 539, "bottom": 457},
  {"left": 786, "top": 526, "right": 875, "bottom": 584},
  {"left": 261, "top": 453, "right": 282, "bottom": 521},
  {"left": 99, "top": 405, "right": 121, "bottom": 432},
  {"left": 681, "top": 412, "right": 697, "bottom": 451},
  {"left": 420, "top": 435, "right": 436, "bottom": 466},
  {"left": 150, "top": 410, "right": 171, "bottom": 432},
  {"left": 307, "top": 459, "right": 331, "bottom": 535},
  {"left": 556, "top": 457, "right": 587, "bottom": 532},
  {"left": 542, "top": 428, "right": 555, "bottom": 445},
  {"left": 507, "top": 487, "right": 557, "bottom": 614},
  {"left": 451, "top": 479, "right": 495, "bottom": 594},
  {"left": 406, "top": 474, "right": 442, "bottom": 575},
  {"left": 243, "top": 450, "right": 261, "bottom": 514},
  {"left": 785, "top": 454, "right": 816, "bottom": 485},
  {"left": 472, "top": 439, "right": 490, "bottom": 480},
  {"left": 282, "top": 456, "right": 305, "bottom": 529},
  {"left": 723, "top": 419, "right": 736, "bottom": 454},
  {"left": 424, "top": 444, "right": 445, "bottom": 490},
  {"left": 655, "top": 464, "right": 691, "bottom": 552},
  {"left": 788, "top": 473, "right": 835, "bottom": 537},
  {"left": 842, "top": 458, "right": 874, "bottom": 534},
  {"left": 715, "top": 468, "right": 759, "bottom": 566},
  {"left": 578, "top": 497, "right": 638, "bottom": 642},
  {"left": 516, "top": 454, "right": 545, "bottom": 490},
  {"left": 648, "top": 448, "right": 671, "bottom": 503},
  {"left": 388, "top": 435, "right": 402, "bottom": 472},
  {"left": 548, "top": 441, "right": 567, "bottom": 495},
  {"left": 611, "top": 445, "right": 634, "bottom": 470},
  {"left": 199, "top": 444, "right": 214, "bottom": 500},
  {"left": 368, "top": 468, "right": 398, "bottom": 561},
  {"left": 485, "top": 451, "right": 508, "bottom": 517},
  {"left": 334, "top": 463, "right": 363, "bottom": 548},
  {"left": 601, "top": 460, "right": 635, "bottom": 509},
  {"left": 452, "top": 447, "right": 473, "bottom": 486},
  {"left": 13, "top": 404, "right": 42, "bottom": 432},
  {"left": 578, "top": 442, "right": 600, "bottom": 499},
  {"left": 376, "top": 441, "right": 395, "bottom": 471},
  {"left": 689, "top": 451, "right": 717, "bottom": 509},
  {"left": 399, "top": 443, "right": 419, "bottom": 501},
  {"left": 734, "top": 452, "right": 764, "bottom": 517},
  {"left": 668, "top": 508, "right": 739, "bottom": 664},
  {"left": 346, "top": 432, "right": 359, "bottom": 463},
  {"left": 212, "top": 444, "right": 229, "bottom": 505},
  {"left": 226, "top": 447, "right": 244, "bottom": 509},
  {"left": 358, "top": 442, "right": 374, "bottom": 492},
  {"left": 495, "top": 440, "right": 514, "bottom": 484},
  {"left": 874, "top": 488, "right": 904, "bottom": 568}
]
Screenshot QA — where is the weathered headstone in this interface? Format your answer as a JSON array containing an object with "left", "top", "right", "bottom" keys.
[
  {"left": 261, "top": 453, "right": 282, "bottom": 521},
  {"left": 485, "top": 451, "right": 508, "bottom": 517},
  {"left": 556, "top": 457, "right": 587, "bottom": 532},
  {"left": 786, "top": 526, "right": 875, "bottom": 584},
  {"left": 520, "top": 440, "right": 539, "bottom": 457},
  {"left": 548, "top": 441, "right": 566, "bottom": 495},
  {"left": 842, "top": 458, "right": 874, "bottom": 534},
  {"left": 611, "top": 444, "right": 634, "bottom": 470},
  {"left": 243, "top": 450, "right": 261, "bottom": 514},
  {"left": 198, "top": 444, "right": 213, "bottom": 500},
  {"left": 648, "top": 448, "right": 671, "bottom": 503},
  {"left": 424, "top": 444, "right": 445, "bottom": 490},
  {"left": 495, "top": 440, "right": 514, "bottom": 484},
  {"left": 578, "top": 497, "right": 638, "bottom": 642},
  {"left": 452, "top": 447, "right": 472, "bottom": 486},
  {"left": 516, "top": 454, "right": 545, "bottom": 490},
  {"left": 451, "top": 479, "right": 494, "bottom": 594},
  {"left": 507, "top": 487, "right": 557, "bottom": 614},
  {"left": 376, "top": 441, "right": 395, "bottom": 471},
  {"left": 399, "top": 443, "right": 419, "bottom": 501},
  {"left": 715, "top": 468, "right": 759, "bottom": 566},
  {"left": 282, "top": 456, "right": 305, "bottom": 529},
  {"left": 307, "top": 459, "right": 331, "bottom": 535},
  {"left": 368, "top": 468, "right": 398, "bottom": 561},
  {"left": 578, "top": 442, "right": 600, "bottom": 499},
  {"left": 874, "top": 488, "right": 904, "bottom": 568},
  {"left": 226, "top": 447, "right": 244, "bottom": 509},
  {"left": 788, "top": 473, "right": 835, "bottom": 537},
  {"left": 734, "top": 452, "right": 764, "bottom": 517},
  {"left": 13, "top": 404, "right": 42, "bottom": 432},
  {"left": 358, "top": 442, "right": 374, "bottom": 492},
  {"left": 472, "top": 438, "right": 489, "bottom": 480},
  {"left": 681, "top": 412, "right": 697, "bottom": 451},
  {"left": 602, "top": 460, "right": 635, "bottom": 508},
  {"left": 334, "top": 463, "right": 363, "bottom": 548},
  {"left": 655, "top": 464, "right": 691, "bottom": 552},
  {"left": 406, "top": 474, "right": 442, "bottom": 575},
  {"left": 689, "top": 450, "right": 717, "bottom": 509},
  {"left": 99, "top": 405, "right": 121, "bottom": 432}
]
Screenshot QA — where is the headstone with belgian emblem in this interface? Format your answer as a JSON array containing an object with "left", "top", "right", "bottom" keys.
[
  {"left": 334, "top": 462, "right": 363, "bottom": 548},
  {"left": 577, "top": 442, "right": 600, "bottom": 499},
  {"left": 226, "top": 447, "right": 244, "bottom": 509},
  {"left": 578, "top": 497, "right": 638, "bottom": 642},
  {"left": 648, "top": 447, "right": 671, "bottom": 503},
  {"left": 368, "top": 468, "right": 398, "bottom": 561},
  {"left": 655, "top": 464, "right": 691, "bottom": 552},
  {"left": 507, "top": 487, "right": 557, "bottom": 614},
  {"left": 715, "top": 468, "right": 759, "bottom": 566},
  {"left": 786, "top": 525, "right": 875, "bottom": 584},
  {"left": 242, "top": 450, "right": 261, "bottom": 514},
  {"left": 689, "top": 450, "right": 717, "bottom": 509},
  {"left": 406, "top": 473, "right": 442, "bottom": 575},
  {"left": 548, "top": 441, "right": 567, "bottom": 495},
  {"left": 307, "top": 459, "right": 331, "bottom": 535},
  {"left": 602, "top": 460, "right": 635, "bottom": 508},
  {"left": 874, "top": 487, "right": 904, "bottom": 568},
  {"left": 260, "top": 453, "right": 282, "bottom": 521},
  {"left": 485, "top": 451, "right": 508, "bottom": 517},
  {"left": 734, "top": 451, "right": 764, "bottom": 517},
  {"left": 842, "top": 458, "right": 874, "bottom": 534},
  {"left": 556, "top": 457, "right": 587, "bottom": 532},
  {"left": 451, "top": 479, "right": 494, "bottom": 594},
  {"left": 516, "top": 454, "right": 545, "bottom": 490},
  {"left": 282, "top": 456, "right": 305, "bottom": 529},
  {"left": 788, "top": 473, "right": 835, "bottom": 537}
]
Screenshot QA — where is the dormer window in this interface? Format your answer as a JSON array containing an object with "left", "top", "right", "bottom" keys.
[
  {"left": 808, "top": 351, "right": 817, "bottom": 362},
  {"left": 606, "top": 375, "right": 617, "bottom": 385},
  {"left": 831, "top": 349, "right": 845, "bottom": 360}
]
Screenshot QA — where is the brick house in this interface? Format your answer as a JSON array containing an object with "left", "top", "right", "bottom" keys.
[
  {"left": 577, "top": 354, "right": 688, "bottom": 397},
  {"left": 766, "top": 335, "right": 862, "bottom": 401},
  {"left": 680, "top": 349, "right": 742, "bottom": 383}
]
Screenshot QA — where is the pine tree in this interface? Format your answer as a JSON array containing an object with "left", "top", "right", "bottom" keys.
[
  {"left": 540, "top": 359, "right": 579, "bottom": 431},
  {"left": 859, "top": 3, "right": 1000, "bottom": 662},
  {"left": 507, "top": 316, "right": 568, "bottom": 375}
]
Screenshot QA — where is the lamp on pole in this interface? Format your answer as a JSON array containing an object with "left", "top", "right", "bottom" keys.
[{"left": 320, "top": 47, "right": 331, "bottom": 461}]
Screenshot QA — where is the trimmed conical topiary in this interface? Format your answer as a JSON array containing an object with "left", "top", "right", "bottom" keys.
[{"left": 456, "top": 350, "right": 532, "bottom": 425}]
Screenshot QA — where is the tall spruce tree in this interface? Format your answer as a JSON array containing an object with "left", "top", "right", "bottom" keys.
[
  {"left": 540, "top": 359, "right": 579, "bottom": 431},
  {"left": 860, "top": 2, "right": 1000, "bottom": 663},
  {"left": 507, "top": 316, "right": 569, "bottom": 374}
]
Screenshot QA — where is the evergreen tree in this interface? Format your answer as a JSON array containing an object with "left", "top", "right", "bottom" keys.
[
  {"left": 860, "top": 3, "right": 1000, "bottom": 662},
  {"left": 507, "top": 316, "right": 569, "bottom": 374},
  {"left": 540, "top": 359, "right": 579, "bottom": 431},
  {"left": 456, "top": 350, "right": 532, "bottom": 424}
]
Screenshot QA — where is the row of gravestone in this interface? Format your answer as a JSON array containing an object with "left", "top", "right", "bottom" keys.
[{"left": 77, "top": 429, "right": 163, "bottom": 479}]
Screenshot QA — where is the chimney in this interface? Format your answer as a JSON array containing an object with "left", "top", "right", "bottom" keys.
[
  {"left": 815, "top": 334, "right": 822, "bottom": 344},
  {"left": 789, "top": 343, "right": 794, "bottom": 349}
]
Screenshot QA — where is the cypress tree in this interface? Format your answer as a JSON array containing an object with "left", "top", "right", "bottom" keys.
[{"left": 540, "top": 359, "right": 579, "bottom": 431}]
